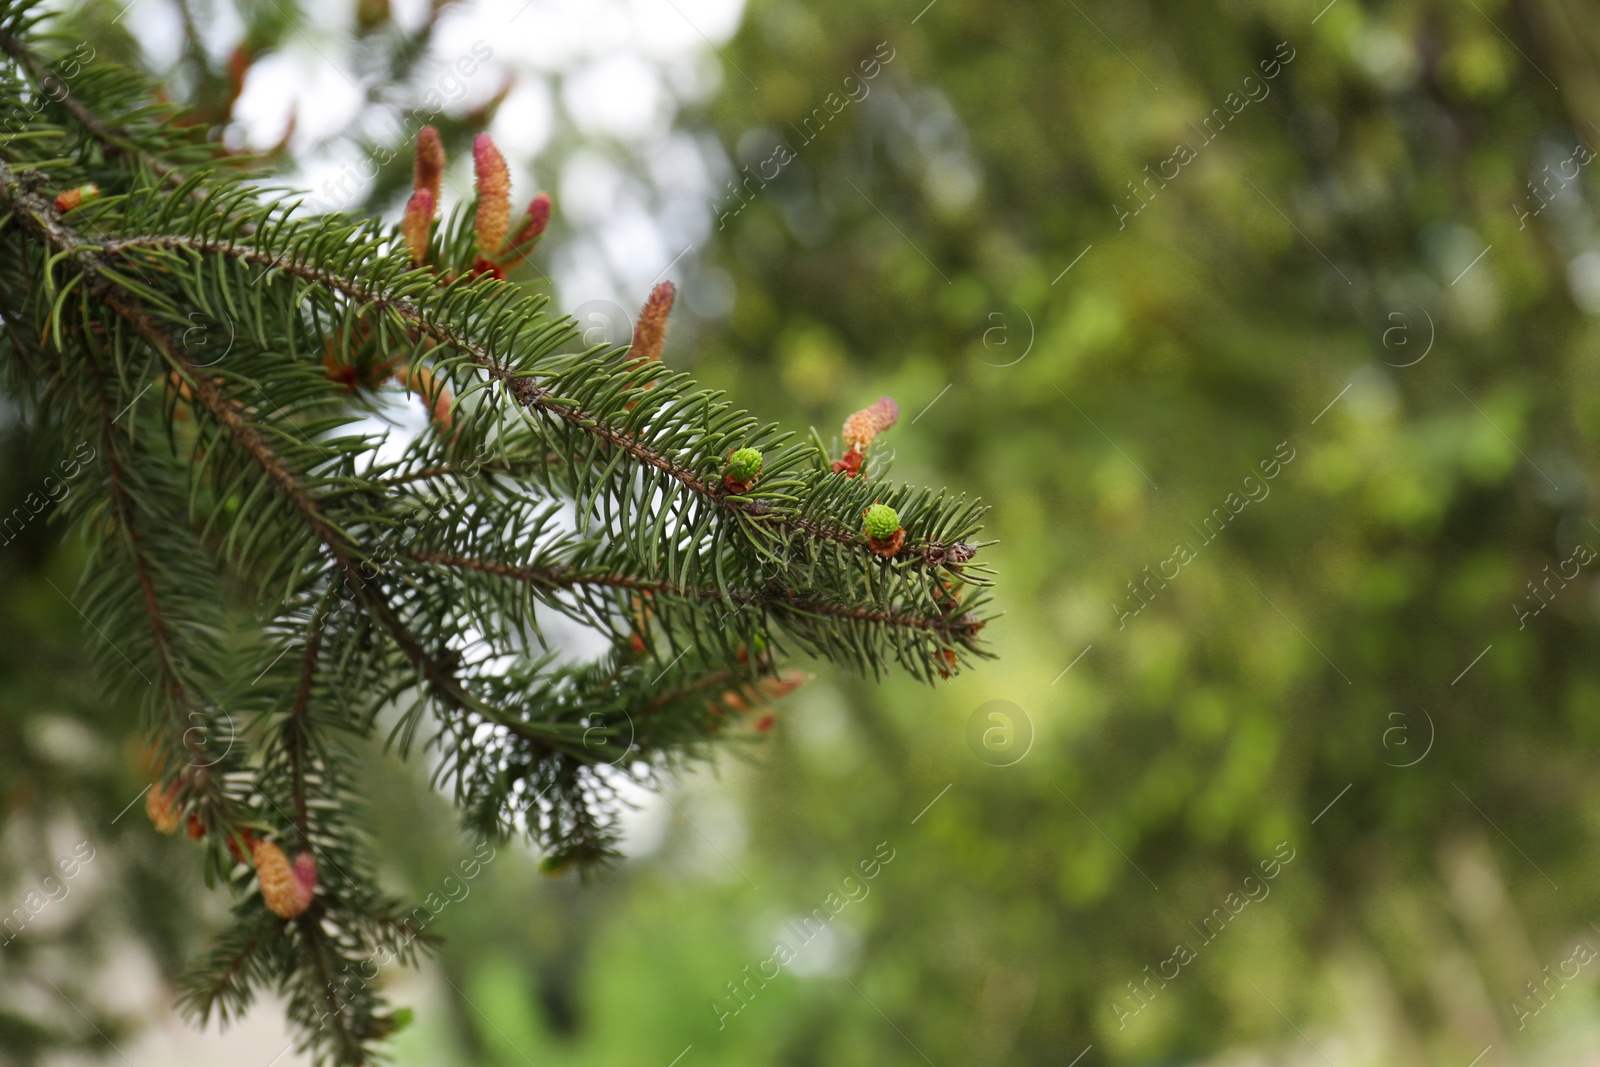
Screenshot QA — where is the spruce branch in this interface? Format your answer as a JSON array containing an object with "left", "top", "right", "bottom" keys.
[
  {"left": 93, "top": 231, "right": 981, "bottom": 568},
  {"left": 400, "top": 549, "right": 985, "bottom": 642}
]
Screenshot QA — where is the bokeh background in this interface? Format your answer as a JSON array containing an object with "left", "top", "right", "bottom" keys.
[{"left": 6, "top": 0, "right": 1600, "bottom": 1063}]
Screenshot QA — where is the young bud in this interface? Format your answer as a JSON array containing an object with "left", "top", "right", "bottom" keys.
[
  {"left": 472, "top": 133, "right": 512, "bottom": 254},
  {"left": 863, "top": 503, "right": 901, "bottom": 541},
  {"left": 401, "top": 188, "right": 434, "bottom": 266},
  {"left": 724, "top": 446, "right": 762, "bottom": 492},
  {"left": 413, "top": 126, "right": 444, "bottom": 203},
  {"left": 506, "top": 193, "right": 551, "bottom": 256},
  {"left": 632, "top": 281, "right": 676, "bottom": 361},
  {"left": 54, "top": 184, "right": 99, "bottom": 213},
  {"left": 863, "top": 503, "right": 905, "bottom": 557},
  {"left": 831, "top": 447, "right": 866, "bottom": 478}
]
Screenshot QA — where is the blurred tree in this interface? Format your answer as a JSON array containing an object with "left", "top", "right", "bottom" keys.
[{"left": 658, "top": 0, "right": 1600, "bottom": 1063}]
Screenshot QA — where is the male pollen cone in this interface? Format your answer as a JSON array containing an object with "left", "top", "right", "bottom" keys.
[
  {"left": 843, "top": 396, "right": 899, "bottom": 451},
  {"left": 146, "top": 784, "right": 181, "bottom": 834},
  {"left": 253, "top": 840, "right": 317, "bottom": 918},
  {"left": 472, "top": 133, "right": 512, "bottom": 254},
  {"left": 632, "top": 281, "right": 676, "bottom": 361},
  {"left": 508, "top": 193, "right": 552, "bottom": 251},
  {"left": 413, "top": 126, "right": 444, "bottom": 203},
  {"left": 401, "top": 188, "right": 435, "bottom": 266}
]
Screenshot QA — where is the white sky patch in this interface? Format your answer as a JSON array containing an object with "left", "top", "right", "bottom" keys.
[
  {"left": 610, "top": 769, "right": 672, "bottom": 858},
  {"left": 230, "top": 46, "right": 367, "bottom": 152},
  {"left": 124, "top": 0, "right": 184, "bottom": 70},
  {"left": 558, "top": 148, "right": 632, "bottom": 225},
  {"left": 564, "top": 54, "right": 668, "bottom": 140},
  {"left": 599, "top": 204, "right": 673, "bottom": 288},
  {"left": 490, "top": 78, "right": 557, "bottom": 163}
]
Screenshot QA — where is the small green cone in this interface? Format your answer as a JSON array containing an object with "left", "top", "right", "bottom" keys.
[
  {"left": 727, "top": 447, "right": 763, "bottom": 483},
  {"left": 864, "top": 503, "right": 900, "bottom": 541}
]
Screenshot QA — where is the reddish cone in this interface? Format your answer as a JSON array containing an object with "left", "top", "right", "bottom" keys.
[{"left": 472, "top": 133, "right": 512, "bottom": 254}]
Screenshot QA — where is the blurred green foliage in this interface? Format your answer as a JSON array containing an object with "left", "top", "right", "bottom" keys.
[{"left": 8, "top": 0, "right": 1600, "bottom": 1064}]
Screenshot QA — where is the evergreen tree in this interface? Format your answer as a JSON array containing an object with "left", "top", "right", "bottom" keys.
[{"left": 0, "top": 3, "right": 993, "bottom": 1061}]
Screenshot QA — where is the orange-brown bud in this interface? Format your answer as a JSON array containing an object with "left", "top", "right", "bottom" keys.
[
  {"left": 469, "top": 254, "right": 506, "bottom": 280},
  {"left": 757, "top": 670, "right": 807, "bottom": 702},
  {"left": 398, "top": 362, "right": 454, "bottom": 428},
  {"left": 226, "top": 829, "right": 256, "bottom": 865},
  {"left": 146, "top": 784, "right": 181, "bottom": 834},
  {"left": 631, "top": 281, "right": 676, "bottom": 361},
  {"left": 54, "top": 184, "right": 98, "bottom": 213},
  {"left": 831, "top": 447, "right": 867, "bottom": 479},
  {"left": 227, "top": 45, "right": 254, "bottom": 101}
]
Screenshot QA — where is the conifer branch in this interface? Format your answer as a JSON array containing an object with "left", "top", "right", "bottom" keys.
[
  {"left": 95, "top": 231, "right": 980, "bottom": 568},
  {"left": 285, "top": 599, "right": 332, "bottom": 835},
  {"left": 2, "top": 170, "right": 563, "bottom": 740},
  {"left": 86, "top": 355, "right": 187, "bottom": 714},
  {"left": 401, "top": 549, "right": 984, "bottom": 641}
]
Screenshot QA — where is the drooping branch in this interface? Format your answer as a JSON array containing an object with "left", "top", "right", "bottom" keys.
[
  {"left": 284, "top": 598, "right": 332, "bottom": 835},
  {"left": 85, "top": 355, "right": 188, "bottom": 713}
]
